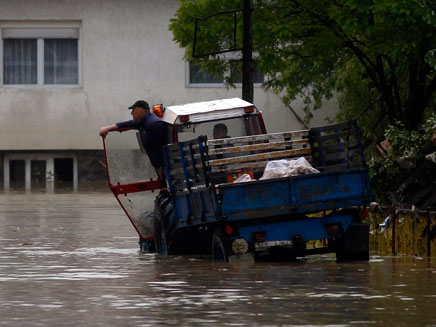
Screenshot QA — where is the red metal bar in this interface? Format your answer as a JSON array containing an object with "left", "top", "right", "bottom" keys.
[
  {"left": 102, "top": 132, "right": 157, "bottom": 241},
  {"left": 257, "top": 113, "right": 267, "bottom": 134},
  {"left": 110, "top": 180, "right": 162, "bottom": 195},
  {"left": 172, "top": 124, "right": 179, "bottom": 143},
  {"left": 102, "top": 136, "right": 112, "bottom": 187}
]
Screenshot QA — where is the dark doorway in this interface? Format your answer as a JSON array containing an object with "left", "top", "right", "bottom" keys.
[
  {"left": 9, "top": 160, "right": 25, "bottom": 189},
  {"left": 31, "top": 160, "right": 46, "bottom": 190},
  {"left": 54, "top": 158, "right": 73, "bottom": 190}
]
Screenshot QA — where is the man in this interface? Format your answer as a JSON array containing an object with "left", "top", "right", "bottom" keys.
[
  {"left": 213, "top": 123, "right": 229, "bottom": 139},
  {"left": 99, "top": 100, "right": 167, "bottom": 187},
  {"left": 212, "top": 123, "right": 231, "bottom": 160}
]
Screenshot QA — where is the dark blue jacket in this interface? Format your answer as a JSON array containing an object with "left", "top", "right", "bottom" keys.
[{"left": 116, "top": 112, "right": 167, "bottom": 168}]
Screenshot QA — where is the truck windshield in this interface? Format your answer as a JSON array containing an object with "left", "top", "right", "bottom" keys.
[{"left": 177, "top": 115, "right": 263, "bottom": 142}]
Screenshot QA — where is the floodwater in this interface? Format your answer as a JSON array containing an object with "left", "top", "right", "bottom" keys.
[{"left": 1, "top": 191, "right": 436, "bottom": 327}]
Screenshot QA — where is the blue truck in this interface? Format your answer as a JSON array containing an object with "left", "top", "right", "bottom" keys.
[{"left": 102, "top": 98, "right": 372, "bottom": 262}]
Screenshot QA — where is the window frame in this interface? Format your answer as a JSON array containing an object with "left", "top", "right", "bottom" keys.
[
  {"left": 0, "top": 21, "right": 81, "bottom": 88},
  {"left": 186, "top": 61, "right": 265, "bottom": 88}
]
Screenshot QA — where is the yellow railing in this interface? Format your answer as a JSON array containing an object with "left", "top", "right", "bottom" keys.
[{"left": 369, "top": 209, "right": 436, "bottom": 257}]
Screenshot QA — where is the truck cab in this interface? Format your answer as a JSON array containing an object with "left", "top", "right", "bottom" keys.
[{"left": 161, "top": 97, "right": 266, "bottom": 143}]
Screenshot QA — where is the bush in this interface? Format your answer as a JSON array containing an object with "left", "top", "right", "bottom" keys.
[{"left": 369, "top": 114, "right": 436, "bottom": 204}]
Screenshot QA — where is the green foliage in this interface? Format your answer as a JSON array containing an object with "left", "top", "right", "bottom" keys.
[
  {"left": 423, "top": 1, "right": 436, "bottom": 68},
  {"left": 170, "top": 0, "right": 436, "bottom": 133},
  {"left": 384, "top": 113, "right": 435, "bottom": 164},
  {"left": 426, "top": 49, "right": 436, "bottom": 69},
  {"left": 169, "top": 0, "right": 436, "bottom": 202},
  {"left": 369, "top": 113, "right": 436, "bottom": 203}
]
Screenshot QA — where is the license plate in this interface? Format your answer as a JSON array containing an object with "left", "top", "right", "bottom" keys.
[{"left": 254, "top": 240, "right": 293, "bottom": 251}]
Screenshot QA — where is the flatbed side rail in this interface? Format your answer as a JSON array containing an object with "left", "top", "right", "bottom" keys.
[
  {"left": 205, "top": 130, "right": 311, "bottom": 178},
  {"left": 163, "top": 121, "right": 367, "bottom": 193},
  {"left": 162, "top": 132, "right": 312, "bottom": 225},
  {"left": 309, "top": 120, "right": 366, "bottom": 172},
  {"left": 163, "top": 138, "right": 208, "bottom": 194},
  {"left": 163, "top": 130, "right": 312, "bottom": 191},
  {"left": 163, "top": 137, "right": 217, "bottom": 225},
  {"left": 218, "top": 167, "right": 372, "bottom": 219}
]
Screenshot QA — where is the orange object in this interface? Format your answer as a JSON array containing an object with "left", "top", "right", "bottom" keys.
[
  {"left": 179, "top": 115, "right": 190, "bottom": 122},
  {"left": 152, "top": 104, "right": 164, "bottom": 117},
  {"left": 226, "top": 168, "right": 253, "bottom": 183}
]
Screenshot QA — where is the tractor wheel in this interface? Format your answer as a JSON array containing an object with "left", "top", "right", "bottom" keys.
[
  {"left": 154, "top": 197, "right": 168, "bottom": 255},
  {"left": 212, "top": 228, "right": 229, "bottom": 262}
]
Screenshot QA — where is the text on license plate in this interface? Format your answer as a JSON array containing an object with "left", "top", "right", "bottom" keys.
[{"left": 254, "top": 240, "right": 293, "bottom": 251}]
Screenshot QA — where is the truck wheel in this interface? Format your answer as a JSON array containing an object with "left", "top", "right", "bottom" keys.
[
  {"left": 154, "top": 199, "right": 168, "bottom": 255},
  {"left": 139, "top": 238, "right": 156, "bottom": 253},
  {"left": 335, "top": 222, "right": 369, "bottom": 262},
  {"left": 154, "top": 217, "right": 168, "bottom": 255},
  {"left": 212, "top": 229, "right": 228, "bottom": 262}
]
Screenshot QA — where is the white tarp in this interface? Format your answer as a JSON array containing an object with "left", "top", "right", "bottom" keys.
[
  {"left": 234, "top": 157, "right": 319, "bottom": 183},
  {"left": 260, "top": 158, "right": 320, "bottom": 180}
]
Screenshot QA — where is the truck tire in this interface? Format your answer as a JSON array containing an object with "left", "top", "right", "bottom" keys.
[
  {"left": 139, "top": 238, "right": 156, "bottom": 253},
  {"left": 212, "top": 228, "right": 229, "bottom": 262},
  {"left": 335, "top": 222, "right": 369, "bottom": 262},
  {"left": 154, "top": 191, "right": 195, "bottom": 255},
  {"left": 154, "top": 211, "right": 168, "bottom": 255},
  {"left": 154, "top": 193, "right": 170, "bottom": 255}
]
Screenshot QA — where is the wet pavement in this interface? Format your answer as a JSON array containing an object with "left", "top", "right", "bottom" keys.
[{"left": 1, "top": 191, "right": 436, "bottom": 326}]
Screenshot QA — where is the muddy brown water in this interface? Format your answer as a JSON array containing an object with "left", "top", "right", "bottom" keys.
[{"left": 0, "top": 191, "right": 435, "bottom": 326}]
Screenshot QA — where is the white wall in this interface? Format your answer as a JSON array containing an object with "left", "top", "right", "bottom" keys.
[{"left": 0, "top": 0, "right": 337, "bottom": 151}]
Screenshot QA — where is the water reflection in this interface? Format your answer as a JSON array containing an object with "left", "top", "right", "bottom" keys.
[
  {"left": 4, "top": 180, "right": 108, "bottom": 194},
  {"left": 0, "top": 192, "right": 435, "bottom": 326}
]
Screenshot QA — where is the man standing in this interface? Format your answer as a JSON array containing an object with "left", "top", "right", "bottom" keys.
[{"left": 99, "top": 100, "right": 167, "bottom": 187}]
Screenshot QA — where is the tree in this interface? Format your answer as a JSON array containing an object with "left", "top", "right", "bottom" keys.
[
  {"left": 423, "top": 1, "right": 436, "bottom": 68},
  {"left": 169, "top": 0, "right": 436, "bottom": 139}
]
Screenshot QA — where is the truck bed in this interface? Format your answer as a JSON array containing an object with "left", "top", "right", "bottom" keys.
[
  {"left": 217, "top": 168, "right": 371, "bottom": 220},
  {"left": 162, "top": 120, "right": 371, "bottom": 228}
]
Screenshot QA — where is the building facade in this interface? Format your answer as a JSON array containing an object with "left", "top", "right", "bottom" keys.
[{"left": 0, "top": 0, "right": 336, "bottom": 192}]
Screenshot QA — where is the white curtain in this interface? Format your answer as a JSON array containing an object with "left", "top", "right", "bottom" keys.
[
  {"left": 44, "top": 39, "right": 78, "bottom": 84},
  {"left": 3, "top": 39, "right": 37, "bottom": 84}
]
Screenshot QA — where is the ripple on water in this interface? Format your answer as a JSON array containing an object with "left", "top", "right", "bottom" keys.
[{"left": 1, "top": 193, "right": 436, "bottom": 327}]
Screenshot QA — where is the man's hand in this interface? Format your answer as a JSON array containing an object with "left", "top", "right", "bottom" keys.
[{"left": 99, "top": 125, "right": 117, "bottom": 138}]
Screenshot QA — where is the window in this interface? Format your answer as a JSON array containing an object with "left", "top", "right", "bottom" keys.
[
  {"left": 44, "top": 39, "right": 78, "bottom": 84},
  {"left": 1, "top": 25, "right": 80, "bottom": 86},
  {"left": 189, "top": 63, "right": 223, "bottom": 84},
  {"left": 3, "top": 39, "right": 37, "bottom": 84},
  {"left": 187, "top": 61, "right": 264, "bottom": 87}
]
